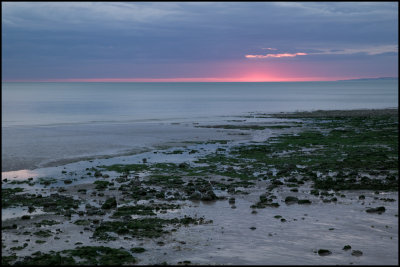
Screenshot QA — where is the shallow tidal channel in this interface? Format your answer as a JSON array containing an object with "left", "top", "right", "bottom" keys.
[{"left": 2, "top": 110, "right": 398, "bottom": 265}]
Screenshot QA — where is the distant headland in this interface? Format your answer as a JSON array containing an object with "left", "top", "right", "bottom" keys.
[{"left": 337, "top": 77, "right": 398, "bottom": 81}]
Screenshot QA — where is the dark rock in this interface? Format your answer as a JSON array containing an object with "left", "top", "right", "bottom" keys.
[
  {"left": 272, "top": 180, "right": 283, "bottom": 186},
  {"left": 101, "top": 197, "right": 117, "bottom": 209},
  {"left": 343, "top": 245, "right": 351, "bottom": 250},
  {"left": 366, "top": 206, "right": 385, "bottom": 214},
  {"left": 123, "top": 216, "right": 132, "bottom": 221},
  {"left": 189, "top": 191, "right": 202, "bottom": 201},
  {"left": 178, "top": 163, "right": 189, "bottom": 168},
  {"left": 64, "top": 210, "right": 72, "bottom": 217},
  {"left": 285, "top": 196, "right": 299, "bottom": 204},
  {"left": 380, "top": 198, "right": 395, "bottom": 202},
  {"left": 115, "top": 177, "right": 128, "bottom": 183},
  {"left": 318, "top": 249, "right": 332, "bottom": 256},
  {"left": 201, "top": 190, "right": 217, "bottom": 201},
  {"left": 298, "top": 199, "right": 311, "bottom": 204},
  {"left": 351, "top": 250, "right": 363, "bottom": 257},
  {"left": 28, "top": 206, "right": 35, "bottom": 213}
]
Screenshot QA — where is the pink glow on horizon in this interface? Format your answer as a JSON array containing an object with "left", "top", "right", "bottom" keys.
[
  {"left": 4, "top": 76, "right": 351, "bottom": 83},
  {"left": 245, "top": 52, "right": 308, "bottom": 59}
]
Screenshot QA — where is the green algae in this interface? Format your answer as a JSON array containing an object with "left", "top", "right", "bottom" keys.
[
  {"left": 2, "top": 192, "right": 80, "bottom": 212},
  {"left": 2, "top": 255, "right": 17, "bottom": 265},
  {"left": 93, "top": 217, "right": 210, "bottom": 240},
  {"left": 144, "top": 175, "right": 185, "bottom": 188},
  {"left": 34, "top": 220, "right": 60, "bottom": 227},
  {"left": 93, "top": 180, "right": 112, "bottom": 190},
  {"left": 65, "top": 246, "right": 136, "bottom": 265},
  {"left": 10, "top": 243, "right": 28, "bottom": 251},
  {"left": 11, "top": 246, "right": 136, "bottom": 266},
  {"left": 297, "top": 199, "right": 311, "bottom": 204},
  {"left": 74, "top": 220, "right": 90, "bottom": 226},
  {"left": 101, "top": 197, "right": 117, "bottom": 209},
  {"left": 38, "top": 177, "right": 58, "bottom": 186},
  {"left": 100, "top": 163, "right": 148, "bottom": 173},
  {"left": 130, "top": 247, "right": 146, "bottom": 253},
  {"left": 225, "top": 114, "right": 398, "bottom": 192},
  {"left": 33, "top": 230, "right": 53, "bottom": 238}
]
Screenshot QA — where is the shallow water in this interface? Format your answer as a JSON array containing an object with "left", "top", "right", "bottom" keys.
[
  {"left": 2, "top": 81, "right": 397, "bottom": 172},
  {"left": 2, "top": 131, "right": 398, "bottom": 265},
  {"left": 1, "top": 82, "right": 398, "bottom": 264}
]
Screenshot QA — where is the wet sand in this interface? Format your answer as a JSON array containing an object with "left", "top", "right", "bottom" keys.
[
  {"left": 2, "top": 109, "right": 398, "bottom": 265},
  {"left": 2, "top": 120, "right": 249, "bottom": 172}
]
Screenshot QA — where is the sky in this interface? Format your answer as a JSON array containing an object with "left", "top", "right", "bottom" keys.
[{"left": 2, "top": 2, "right": 398, "bottom": 82}]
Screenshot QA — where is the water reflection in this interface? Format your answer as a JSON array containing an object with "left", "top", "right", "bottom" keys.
[{"left": 2, "top": 169, "right": 39, "bottom": 180}]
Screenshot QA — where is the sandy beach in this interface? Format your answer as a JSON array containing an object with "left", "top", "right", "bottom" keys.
[{"left": 2, "top": 108, "right": 398, "bottom": 265}]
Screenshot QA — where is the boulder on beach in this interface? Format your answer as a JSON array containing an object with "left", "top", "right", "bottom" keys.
[
  {"left": 101, "top": 197, "right": 117, "bottom": 209},
  {"left": 318, "top": 249, "right": 332, "bottom": 256},
  {"left": 351, "top": 250, "right": 363, "bottom": 257},
  {"left": 366, "top": 206, "right": 385, "bottom": 214},
  {"left": 285, "top": 196, "right": 299, "bottom": 204}
]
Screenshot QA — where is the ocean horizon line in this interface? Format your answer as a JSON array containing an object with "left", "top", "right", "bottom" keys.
[{"left": 2, "top": 76, "right": 398, "bottom": 83}]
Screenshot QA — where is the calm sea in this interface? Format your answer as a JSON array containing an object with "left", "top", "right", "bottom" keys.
[{"left": 2, "top": 81, "right": 398, "bottom": 127}]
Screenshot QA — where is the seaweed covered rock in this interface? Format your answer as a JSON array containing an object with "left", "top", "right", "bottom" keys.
[
  {"left": 188, "top": 191, "right": 202, "bottom": 201},
  {"left": 284, "top": 196, "right": 299, "bottom": 204},
  {"left": 366, "top": 206, "right": 385, "bottom": 214},
  {"left": 297, "top": 199, "right": 311, "bottom": 204},
  {"left": 201, "top": 190, "right": 217, "bottom": 201},
  {"left": 318, "top": 249, "right": 332, "bottom": 256},
  {"left": 351, "top": 250, "right": 363, "bottom": 257},
  {"left": 101, "top": 197, "right": 117, "bottom": 209}
]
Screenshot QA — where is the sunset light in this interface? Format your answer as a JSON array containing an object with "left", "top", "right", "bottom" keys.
[{"left": 2, "top": 2, "right": 398, "bottom": 265}]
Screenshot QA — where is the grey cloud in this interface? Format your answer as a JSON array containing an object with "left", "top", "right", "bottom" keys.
[{"left": 2, "top": 2, "right": 398, "bottom": 80}]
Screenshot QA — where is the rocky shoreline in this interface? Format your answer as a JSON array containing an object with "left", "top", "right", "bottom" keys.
[{"left": 2, "top": 108, "right": 398, "bottom": 265}]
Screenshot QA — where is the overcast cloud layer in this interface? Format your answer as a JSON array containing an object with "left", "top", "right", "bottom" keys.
[{"left": 2, "top": 2, "right": 398, "bottom": 81}]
